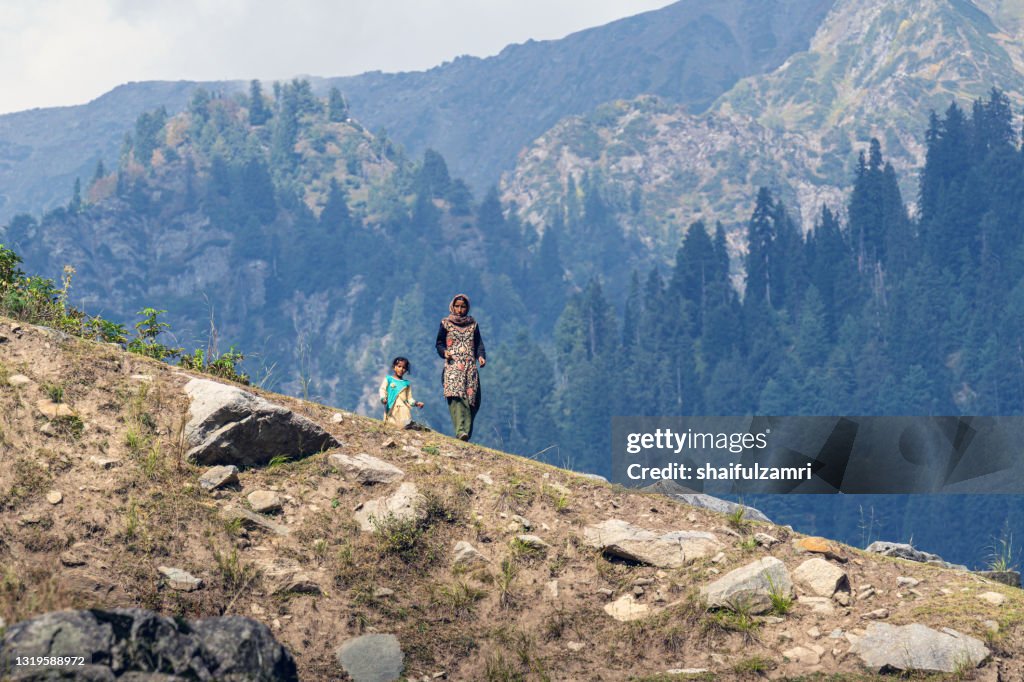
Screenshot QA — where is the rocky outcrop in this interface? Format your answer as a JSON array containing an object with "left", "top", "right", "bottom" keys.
[
  {"left": 0, "top": 608, "right": 298, "bottom": 681},
  {"left": 583, "top": 519, "right": 721, "bottom": 568},
  {"left": 849, "top": 622, "right": 989, "bottom": 673},
  {"left": 792, "top": 557, "right": 849, "bottom": 598},
  {"left": 184, "top": 378, "right": 339, "bottom": 466},
  {"left": 643, "top": 482, "right": 772, "bottom": 523}
]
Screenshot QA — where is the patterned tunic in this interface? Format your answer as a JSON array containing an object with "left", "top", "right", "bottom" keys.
[{"left": 440, "top": 319, "right": 481, "bottom": 407}]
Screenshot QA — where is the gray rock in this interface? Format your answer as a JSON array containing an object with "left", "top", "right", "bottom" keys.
[
  {"left": 158, "top": 566, "right": 203, "bottom": 591},
  {"left": 511, "top": 514, "right": 533, "bottom": 530},
  {"left": 700, "top": 557, "right": 794, "bottom": 614},
  {"left": 336, "top": 633, "right": 404, "bottom": 682},
  {"left": 220, "top": 505, "right": 290, "bottom": 535},
  {"left": 583, "top": 519, "right": 721, "bottom": 568},
  {"left": 452, "top": 541, "right": 489, "bottom": 568},
  {"left": 184, "top": 378, "right": 339, "bottom": 466},
  {"left": 0, "top": 608, "right": 298, "bottom": 681},
  {"left": 603, "top": 594, "right": 650, "bottom": 621},
  {"left": 865, "top": 541, "right": 967, "bottom": 569},
  {"left": 793, "top": 557, "right": 849, "bottom": 598},
  {"left": 329, "top": 452, "right": 405, "bottom": 484},
  {"left": 7, "top": 374, "right": 30, "bottom": 387},
  {"left": 89, "top": 456, "right": 121, "bottom": 469},
  {"left": 273, "top": 573, "right": 322, "bottom": 596},
  {"left": 199, "top": 465, "right": 239, "bottom": 491},
  {"left": 642, "top": 481, "right": 772, "bottom": 522},
  {"left": 849, "top": 622, "right": 989, "bottom": 673},
  {"left": 247, "top": 490, "right": 282, "bottom": 514},
  {"left": 515, "top": 534, "right": 550, "bottom": 549},
  {"left": 354, "top": 483, "right": 425, "bottom": 532},
  {"left": 578, "top": 473, "right": 608, "bottom": 483}
]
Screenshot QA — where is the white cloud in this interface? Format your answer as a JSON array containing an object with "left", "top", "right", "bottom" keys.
[{"left": 0, "top": 0, "right": 674, "bottom": 114}]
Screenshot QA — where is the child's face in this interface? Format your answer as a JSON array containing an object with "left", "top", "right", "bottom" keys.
[{"left": 393, "top": 361, "right": 408, "bottom": 378}]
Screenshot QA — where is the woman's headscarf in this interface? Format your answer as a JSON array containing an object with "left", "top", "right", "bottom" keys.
[{"left": 447, "top": 294, "right": 475, "bottom": 326}]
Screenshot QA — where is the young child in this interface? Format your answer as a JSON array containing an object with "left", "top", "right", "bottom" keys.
[{"left": 379, "top": 356, "right": 424, "bottom": 428}]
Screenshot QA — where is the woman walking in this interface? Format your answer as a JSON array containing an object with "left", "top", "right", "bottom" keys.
[{"left": 435, "top": 294, "right": 486, "bottom": 440}]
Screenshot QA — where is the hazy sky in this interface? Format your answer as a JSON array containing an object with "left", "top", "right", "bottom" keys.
[{"left": 1, "top": 0, "right": 675, "bottom": 115}]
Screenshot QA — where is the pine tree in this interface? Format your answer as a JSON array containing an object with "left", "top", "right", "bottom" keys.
[
  {"left": 746, "top": 187, "right": 776, "bottom": 306},
  {"left": 68, "top": 178, "right": 82, "bottom": 213},
  {"left": 248, "top": 80, "right": 271, "bottom": 126},
  {"left": 328, "top": 87, "right": 349, "bottom": 122}
]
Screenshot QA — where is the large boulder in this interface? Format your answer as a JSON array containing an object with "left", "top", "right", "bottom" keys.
[
  {"left": 583, "top": 519, "right": 721, "bottom": 568},
  {"left": 0, "top": 608, "right": 298, "bottom": 681},
  {"left": 700, "top": 557, "right": 794, "bottom": 614},
  {"left": 184, "top": 378, "right": 339, "bottom": 466},
  {"left": 849, "top": 622, "right": 989, "bottom": 673}
]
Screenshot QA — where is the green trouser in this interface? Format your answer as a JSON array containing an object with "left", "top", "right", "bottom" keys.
[{"left": 447, "top": 397, "right": 477, "bottom": 439}]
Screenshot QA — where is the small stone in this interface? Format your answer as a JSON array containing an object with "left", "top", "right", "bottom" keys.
[
  {"left": 382, "top": 438, "right": 396, "bottom": 448},
  {"left": 158, "top": 566, "right": 203, "bottom": 591},
  {"left": 632, "top": 586, "right": 645, "bottom": 597},
  {"left": 129, "top": 374, "right": 153, "bottom": 382},
  {"left": 512, "top": 514, "right": 533, "bottom": 530},
  {"left": 336, "top": 633, "right": 404, "bottom": 682},
  {"left": 374, "top": 587, "right": 395, "bottom": 598},
  {"left": 597, "top": 588, "right": 615, "bottom": 597},
  {"left": 515, "top": 534, "right": 549, "bottom": 549},
  {"left": 783, "top": 645, "right": 821, "bottom": 666},
  {"left": 199, "top": 465, "right": 239, "bottom": 491},
  {"left": 632, "top": 578, "right": 654, "bottom": 586},
  {"left": 829, "top": 628, "right": 844, "bottom": 639},
  {"left": 547, "top": 580, "right": 560, "bottom": 600},
  {"left": 858, "top": 587, "right": 875, "bottom": 600},
  {"left": 476, "top": 473, "right": 494, "bottom": 486},
  {"left": 35, "top": 399, "right": 75, "bottom": 419},
  {"left": 711, "top": 552, "right": 726, "bottom": 563},
  {"left": 603, "top": 594, "right": 650, "bottom": 621},
  {"left": 89, "top": 456, "right": 120, "bottom": 469},
  {"left": 655, "top": 570, "right": 667, "bottom": 579},
  {"left": 331, "top": 413, "right": 344, "bottom": 424},
  {"left": 7, "top": 374, "right": 30, "bottom": 387},
  {"left": 862, "top": 608, "right": 889, "bottom": 620},
  {"left": 45, "top": 490, "right": 62, "bottom": 505},
  {"left": 566, "top": 641, "right": 586, "bottom": 652},
  {"left": 982, "top": 620, "right": 999, "bottom": 633},
  {"left": 452, "top": 541, "right": 489, "bottom": 568},
  {"left": 272, "top": 618, "right": 281, "bottom": 630},
  {"left": 793, "top": 536, "right": 847, "bottom": 561},
  {"left": 330, "top": 452, "right": 405, "bottom": 484},
  {"left": 754, "top": 532, "right": 780, "bottom": 547},
  {"left": 653, "top": 591, "right": 666, "bottom": 603},
  {"left": 273, "top": 573, "right": 322, "bottom": 595},
  {"left": 763, "top": 616, "right": 784, "bottom": 624},
  {"left": 250, "top": 604, "right": 266, "bottom": 615},
  {"left": 834, "top": 591, "right": 851, "bottom": 606},
  {"left": 807, "top": 626, "right": 821, "bottom": 639},
  {"left": 897, "top": 576, "right": 920, "bottom": 588},
  {"left": 978, "top": 591, "right": 1006, "bottom": 606},
  {"left": 247, "top": 490, "right": 283, "bottom": 514}
]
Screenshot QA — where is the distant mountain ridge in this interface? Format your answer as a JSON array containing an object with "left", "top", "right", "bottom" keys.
[
  {"left": 0, "top": 0, "right": 833, "bottom": 224},
  {"left": 501, "top": 0, "right": 1024, "bottom": 249}
]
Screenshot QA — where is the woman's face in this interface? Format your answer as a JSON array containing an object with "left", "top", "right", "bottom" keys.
[{"left": 453, "top": 299, "right": 468, "bottom": 315}]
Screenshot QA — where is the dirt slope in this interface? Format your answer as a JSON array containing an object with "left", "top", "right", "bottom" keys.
[{"left": 0, "top": 317, "right": 1021, "bottom": 681}]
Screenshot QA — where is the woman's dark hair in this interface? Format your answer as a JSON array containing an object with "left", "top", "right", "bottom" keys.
[{"left": 391, "top": 356, "right": 411, "bottom": 373}]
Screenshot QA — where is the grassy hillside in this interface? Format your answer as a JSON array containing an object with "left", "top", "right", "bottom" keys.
[{"left": 0, "top": 317, "right": 1021, "bottom": 679}]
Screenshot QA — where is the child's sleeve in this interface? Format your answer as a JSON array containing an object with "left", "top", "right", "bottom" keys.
[{"left": 378, "top": 377, "right": 389, "bottom": 404}]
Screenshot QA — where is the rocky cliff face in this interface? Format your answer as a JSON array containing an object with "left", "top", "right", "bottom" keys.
[{"left": 502, "top": 0, "right": 1024, "bottom": 243}]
